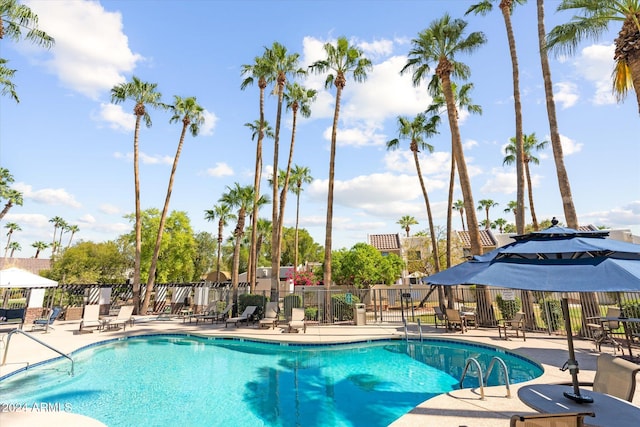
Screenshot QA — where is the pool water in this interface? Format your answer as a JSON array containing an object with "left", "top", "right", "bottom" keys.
[{"left": 0, "top": 335, "right": 542, "bottom": 426}]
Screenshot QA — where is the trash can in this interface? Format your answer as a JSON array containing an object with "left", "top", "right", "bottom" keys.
[{"left": 354, "top": 303, "right": 366, "bottom": 326}]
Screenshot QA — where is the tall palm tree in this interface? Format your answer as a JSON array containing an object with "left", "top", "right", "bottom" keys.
[
  {"left": 48, "top": 216, "right": 65, "bottom": 256},
  {"left": 205, "top": 204, "right": 236, "bottom": 283},
  {"left": 263, "top": 42, "right": 305, "bottom": 302},
  {"left": 219, "top": 183, "right": 255, "bottom": 315},
  {"left": 142, "top": 96, "right": 204, "bottom": 315},
  {"left": 397, "top": 215, "right": 419, "bottom": 237},
  {"left": 111, "top": 76, "right": 164, "bottom": 313},
  {"left": 504, "top": 200, "right": 519, "bottom": 223},
  {"left": 7, "top": 241, "right": 19, "bottom": 257},
  {"left": 494, "top": 217, "right": 508, "bottom": 233},
  {"left": 57, "top": 220, "right": 68, "bottom": 255},
  {"left": 402, "top": 15, "right": 485, "bottom": 256},
  {"left": 289, "top": 165, "right": 313, "bottom": 275},
  {"left": 31, "top": 241, "right": 48, "bottom": 258},
  {"left": 466, "top": 0, "right": 527, "bottom": 233},
  {"left": 0, "top": 188, "right": 21, "bottom": 220},
  {"left": 504, "top": 132, "right": 548, "bottom": 230},
  {"left": 65, "top": 224, "right": 80, "bottom": 248},
  {"left": 387, "top": 113, "right": 441, "bottom": 273},
  {"left": 241, "top": 54, "right": 273, "bottom": 288},
  {"left": 547, "top": 0, "right": 640, "bottom": 114},
  {"left": 452, "top": 199, "right": 466, "bottom": 231},
  {"left": 477, "top": 199, "right": 499, "bottom": 230},
  {"left": 310, "top": 36, "right": 372, "bottom": 291},
  {"left": 3, "top": 221, "right": 20, "bottom": 258}
]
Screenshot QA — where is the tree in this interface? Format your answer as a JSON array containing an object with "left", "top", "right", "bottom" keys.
[
  {"left": 280, "top": 226, "right": 323, "bottom": 267},
  {"left": 452, "top": 199, "right": 466, "bottom": 231},
  {"left": 0, "top": 167, "right": 22, "bottom": 220},
  {"left": 111, "top": 76, "right": 164, "bottom": 313},
  {"left": 7, "top": 240, "right": 19, "bottom": 257},
  {"left": 3, "top": 221, "right": 20, "bottom": 257},
  {"left": 193, "top": 231, "right": 217, "bottom": 281},
  {"left": 310, "top": 36, "right": 372, "bottom": 293},
  {"left": 534, "top": 0, "right": 579, "bottom": 230},
  {"left": 56, "top": 219, "right": 68, "bottom": 255},
  {"left": 547, "top": 0, "right": 640, "bottom": 114},
  {"left": 402, "top": 15, "right": 485, "bottom": 257},
  {"left": 204, "top": 203, "right": 236, "bottom": 282},
  {"left": 397, "top": 215, "right": 419, "bottom": 237},
  {"left": 332, "top": 243, "right": 404, "bottom": 288},
  {"left": 289, "top": 165, "right": 313, "bottom": 275},
  {"left": 466, "top": 0, "right": 527, "bottom": 233},
  {"left": 65, "top": 224, "right": 80, "bottom": 249},
  {"left": 504, "top": 132, "right": 548, "bottom": 230},
  {"left": 49, "top": 241, "right": 129, "bottom": 284},
  {"left": 32, "top": 240, "right": 48, "bottom": 258},
  {"left": 494, "top": 217, "right": 508, "bottom": 233},
  {"left": 48, "top": 216, "right": 65, "bottom": 257},
  {"left": 142, "top": 96, "right": 204, "bottom": 315},
  {"left": 387, "top": 113, "right": 441, "bottom": 273},
  {"left": 477, "top": 199, "right": 499, "bottom": 230},
  {"left": 0, "top": 0, "right": 54, "bottom": 102}
]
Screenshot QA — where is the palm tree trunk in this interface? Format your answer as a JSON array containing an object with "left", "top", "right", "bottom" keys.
[
  {"left": 536, "top": 0, "right": 578, "bottom": 229},
  {"left": 232, "top": 211, "right": 245, "bottom": 317},
  {"left": 413, "top": 151, "right": 440, "bottom": 273},
  {"left": 0, "top": 202, "right": 12, "bottom": 221},
  {"left": 271, "top": 84, "right": 285, "bottom": 302},
  {"left": 525, "top": 161, "right": 539, "bottom": 230},
  {"left": 249, "top": 86, "right": 266, "bottom": 291},
  {"left": 132, "top": 114, "right": 143, "bottom": 313},
  {"left": 141, "top": 124, "right": 188, "bottom": 314},
  {"left": 294, "top": 188, "right": 301, "bottom": 275},
  {"left": 216, "top": 220, "right": 224, "bottom": 280}
]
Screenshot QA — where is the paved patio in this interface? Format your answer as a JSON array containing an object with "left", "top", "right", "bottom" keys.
[{"left": 1, "top": 317, "right": 638, "bottom": 426}]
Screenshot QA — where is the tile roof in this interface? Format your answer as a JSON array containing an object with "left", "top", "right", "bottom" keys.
[
  {"left": 0, "top": 257, "right": 51, "bottom": 274},
  {"left": 456, "top": 230, "right": 498, "bottom": 248},
  {"left": 368, "top": 234, "right": 401, "bottom": 250}
]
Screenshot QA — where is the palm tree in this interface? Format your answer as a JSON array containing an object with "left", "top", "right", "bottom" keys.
[
  {"left": 65, "top": 224, "right": 80, "bottom": 248},
  {"left": 477, "top": 199, "right": 499, "bottom": 230},
  {"left": 310, "top": 36, "right": 372, "bottom": 291},
  {"left": 397, "top": 215, "right": 419, "bottom": 237},
  {"left": 0, "top": 167, "right": 22, "bottom": 220},
  {"left": 402, "top": 15, "right": 485, "bottom": 256},
  {"left": 504, "top": 132, "right": 548, "bottom": 230},
  {"left": 494, "top": 218, "right": 508, "bottom": 233},
  {"left": 0, "top": 0, "right": 54, "bottom": 102},
  {"left": 57, "top": 220, "right": 68, "bottom": 254},
  {"left": 219, "top": 183, "right": 255, "bottom": 315},
  {"left": 387, "top": 113, "right": 441, "bottom": 273},
  {"left": 547, "top": 0, "right": 640, "bottom": 114},
  {"left": 289, "top": 165, "right": 313, "bottom": 275},
  {"left": 3, "top": 221, "right": 20, "bottom": 258},
  {"left": 111, "top": 76, "right": 164, "bottom": 313},
  {"left": 466, "top": 0, "right": 527, "bottom": 233},
  {"left": 504, "top": 200, "right": 519, "bottom": 223},
  {"left": 48, "top": 216, "right": 65, "bottom": 256},
  {"left": 7, "top": 241, "right": 20, "bottom": 257},
  {"left": 263, "top": 42, "right": 305, "bottom": 303},
  {"left": 204, "top": 203, "right": 236, "bottom": 283},
  {"left": 142, "top": 96, "right": 205, "bottom": 315},
  {"left": 32, "top": 241, "right": 48, "bottom": 258},
  {"left": 452, "top": 199, "right": 466, "bottom": 231}
]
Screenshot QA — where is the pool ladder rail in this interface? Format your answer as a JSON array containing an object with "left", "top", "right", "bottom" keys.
[
  {"left": 459, "top": 356, "right": 511, "bottom": 400},
  {"left": 1, "top": 329, "right": 74, "bottom": 376}
]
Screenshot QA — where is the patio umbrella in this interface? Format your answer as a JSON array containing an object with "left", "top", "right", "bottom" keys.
[
  {"left": 424, "top": 224, "right": 640, "bottom": 404},
  {"left": 0, "top": 267, "right": 58, "bottom": 288}
]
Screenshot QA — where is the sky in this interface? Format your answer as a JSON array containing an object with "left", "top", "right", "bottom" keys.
[{"left": 1, "top": 0, "right": 639, "bottom": 261}]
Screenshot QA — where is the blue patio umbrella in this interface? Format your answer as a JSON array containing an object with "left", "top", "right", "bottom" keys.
[{"left": 425, "top": 224, "right": 640, "bottom": 404}]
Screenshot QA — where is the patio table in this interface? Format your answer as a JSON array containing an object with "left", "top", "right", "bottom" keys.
[
  {"left": 602, "top": 317, "right": 640, "bottom": 358},
  {"left": 518, "top": 384, "right": 640, "bottom": 427}
]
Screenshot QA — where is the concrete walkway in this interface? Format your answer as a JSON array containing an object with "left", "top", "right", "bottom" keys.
[{"left": 1, "top": 317, "right": 638, "bottom": 426}]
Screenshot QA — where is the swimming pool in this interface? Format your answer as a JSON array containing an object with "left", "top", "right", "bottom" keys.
[{"left": 0, "top": 335, "right": 542, "bottom": 426}]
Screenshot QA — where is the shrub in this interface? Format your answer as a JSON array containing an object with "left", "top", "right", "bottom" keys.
[
  {"left": 331, "top": 293, "right": 360, "bottom": 321},
  {"left": 539, "top": 298, "right": 563, "bottom": 331},
  {"left": 304, "top": 306, "right": 318, "bottom": 321},
  {"left": 239, "top": 294, "right": 267, "bottom": 319},
  {"left": 621, "top": 299, "right": 640, "bottom": 334},
  {"left": 496, "top": 293, "right": 521, "bottom": 320}
]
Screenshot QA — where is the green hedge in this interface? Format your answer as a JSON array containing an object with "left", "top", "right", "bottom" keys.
[
  {"left": 496, "top": 294, "right": 521, "bottom": 320},
  {"left": 239, "top": 294, "right": 267, "bottom": 319},
  {"left": 539, "top": 298, "right": 563, "bottom": 331},
  {"left": 331, "top": 293, "right": 360, "bottom": 321}
]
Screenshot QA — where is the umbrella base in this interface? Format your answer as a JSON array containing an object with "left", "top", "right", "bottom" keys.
[{"left": 563, "top": 391, "right": 594, "bottom": 404}]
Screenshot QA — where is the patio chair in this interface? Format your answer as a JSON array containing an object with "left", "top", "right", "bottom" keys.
[
  {"left": 498, "top": 312, "right": 526, "bottom": 341},
  {"left": 225, "top": 305, "right": 257, "bottom": 328},
  {"left": 591, "top": 353, "right": 639, "bottom": 402},
  {"left": 287, "top": 307, "right": 306, "bottom": 333},
  {"left": 460, "top": 305, "right": 477, "bottom": 328},
  {"left": 104, "top": 305, "right": 134, "bottom": 331},
  {"left": 199, "top": 303, "right": 233, "bottom": 324},
  {"left": 187, "top": 301, "right": 217, "bottom": 323},
  {"left": 78, "top": 305, "right": 102, "bottom": 333},
  {"left": 31, "top": 306, "right": 63, "bottom": 332},
  {"left": 586, "top": 307, "right": 623, "bottom": 354},
  {"left": 445, "top": 308, "right": 466, "bottom": 333},
  {"left": 510, "top": 412, "right": 595, "bottom": 427},
  {"left": 433, "top": 306, "right": 447, "bottom": 329},
  {"left": 259, "top": 302, "right": 279, "bottom": 329}
]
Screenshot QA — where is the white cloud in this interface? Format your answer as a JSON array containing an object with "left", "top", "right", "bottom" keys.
[
  {"left": 13, "top": 182, "right": 81, "bottom": 208},
  {"left": 26, "top": 0, "right": 143, "bottom": 99},
  {"left": 95, "top": 103, "right": 135, "bottom": 132},
  {"left": 559, "top": 134, "right": 583, "bottom": 156},
  {"left": 77, "top": 214, "right": 96, "bottom": 225},
  {"left": 205, "top": 163, "right": 234, "bottom": 177},
  {"left": 3, "top": 213, "right": 50, "bottom": 230},
  {"left": 554, "top": 82, "right": 579, "bottom": 109},
  {"left": 140, "top": 152, "right": 173, "bottom": 165},
  {"left": 199, "top": 110, "right": 218, "bottom": 136},
  {"left": 100, "top": 204, "right": 121, "bottom": 215},
  {"left": 580, "top": 201, "right": 640, "bottom": 229},
  {"left": 573, "top": 43, "right": 616, "bottom": 106}
]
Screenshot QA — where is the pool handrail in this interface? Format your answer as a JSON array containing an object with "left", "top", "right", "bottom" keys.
[
  {"left": 1, "top": 329, "right": 74, "bottom": 376},
  {"left": 460, "top": 357, "right": 485, "bottom": 400},
  {"left": 485, "top": 356, "right": 512, "bottom": 398}
]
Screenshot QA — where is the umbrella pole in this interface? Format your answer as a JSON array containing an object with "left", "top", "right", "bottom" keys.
[{"left": 561, "top": 297, "right": 593, "bottom": 404}]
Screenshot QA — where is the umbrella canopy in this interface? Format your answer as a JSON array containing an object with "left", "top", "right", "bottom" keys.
[
  {"left": 424, "top": 225, "right": 640, "bottom": 405},
  {"left": 0, "top": 267, "right": 58, "bottom": 288}
]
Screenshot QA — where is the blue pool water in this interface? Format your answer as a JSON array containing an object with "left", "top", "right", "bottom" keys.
[{"left": 0, "top": 335, "right": 542, "bottom": 426}]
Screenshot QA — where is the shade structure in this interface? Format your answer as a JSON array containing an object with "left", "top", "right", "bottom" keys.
[
  {"left": 424, "top": 225, "right": 640, "bottom": 404},
  {"left": 0, "top": 267, "right": 58, "bottom": 288}
]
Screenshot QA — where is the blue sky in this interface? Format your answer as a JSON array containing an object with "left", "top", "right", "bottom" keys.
[{"left": 1, "top": 0, "right": 639, "bottom": 260}]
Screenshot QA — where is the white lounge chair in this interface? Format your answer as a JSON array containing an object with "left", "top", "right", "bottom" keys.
[
  {"left": 104, "top": 305, "right": 134, "bottom": 331},
  {"left": 259, "top": 302, "right": 279, "bottom": 329},
  {"left": 287, "top": 308, "right": 306, "bottom": 333},
  {"left": 225, "top": 305, "right": 257, "bottom": 328},
  {"left": 198, "top": 303, "right": 233, "bottom": 324},
  {"left": 79, "top": 305, "right": 102, "bottom": 333}
]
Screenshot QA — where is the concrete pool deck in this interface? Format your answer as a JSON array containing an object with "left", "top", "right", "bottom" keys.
[{"left": 1, "top": 317, "right": 639, "bottom": 426}]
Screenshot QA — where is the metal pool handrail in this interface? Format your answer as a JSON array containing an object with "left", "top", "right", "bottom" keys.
[
  {"left": 460, "top": 357, "right": 485, "bottom": 400},
  {"left": 2, "top": 329, "right": 74, "bottom": 376},
  {"left": 485, "top": 356, "right": 511, "bottom": 398}
]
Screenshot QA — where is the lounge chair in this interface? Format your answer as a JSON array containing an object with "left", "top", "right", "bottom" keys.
[
  {"left": 445, "top": 308, "right": 466, "bottom": 333},
  {"left": 187, "top": 301, "right": 218, "bottom": 323},
  {"left": 198, "top": 303, "right": 233, "bottom": 324},
  {"left": 433, "top": 306, "right": 446, "bottom": 329},
  {"left": 259, "top": 302, "right": 279, "bottom": 329},
  {"left": 287, "top": 307, "right": 306, "bottom": 333},
  {"left": 498, "top": 312, "right": 526, "bottom": 341},
  {"left": 104, "top": 305, "right": 134, "bottom": 331},
  {"left": 79, "top": 305, "right": 102, "bottom": 333},
  {"left": 460, "top": 305, "right": 477, "bottom": 328},
  {"left": 510, "top": 412, "right": 595, "bottom": 427},
  {"left": 31, "top": 306, "right": 63, "bottom": 332},
  {"left": 586, "top": 307, "right": 623, "bottom": 354},
  {"left": 225, "top": 305, "right": 257, "bottom": 328}
]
